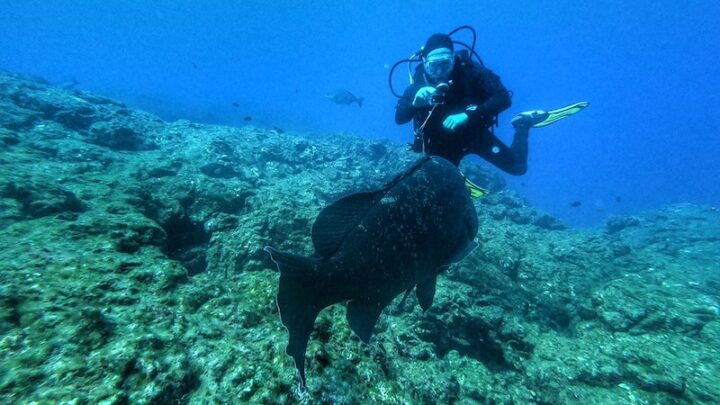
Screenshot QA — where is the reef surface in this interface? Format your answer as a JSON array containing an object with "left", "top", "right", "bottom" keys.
[{"left": 1, "top": 71, "right": 718, "bottom": 404}]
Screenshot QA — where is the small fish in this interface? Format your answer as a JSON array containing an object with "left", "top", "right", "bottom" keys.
[
  {"left": 232, "top": 102, "right": 239, "bottom": 108},
  {"left": 192, "top": 62, "right": 198, "bottom": 69},
  {"left": 569, "top": 201, "right": 582, "bottom": 208},
  {"left": 324, "top": 89, "right": 363, "bottom": 107},
  {"left": 243, "top": 116, "right": 252, "bottom": 122},
  {"left": 56, "top": 78, "right": 79, "bottom": 90},
  {"left": 615, "top": 196, "right": 622, "bottom": 203},
  {"left": 272, "top": 126, "right": 285, "bottom": 134}
]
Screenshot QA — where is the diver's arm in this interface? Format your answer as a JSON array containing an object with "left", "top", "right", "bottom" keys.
[
  {"left": 395, "top": 84, "right": 423, "bottom": 124},
  {"left": 465, "top": 66, "right": 512, "bottom": 124}
]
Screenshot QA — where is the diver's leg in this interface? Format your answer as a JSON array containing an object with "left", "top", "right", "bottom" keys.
[{"left": 471, "top": 127, "right": 529, "bottom": 176}]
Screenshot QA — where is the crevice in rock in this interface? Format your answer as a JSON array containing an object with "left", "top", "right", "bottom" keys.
[
  {"left": 437, "top": 329, "right": 512, "bottom": 371},
  {"left": 1, "top": 294, "right": 22, "bottom": 329},
  {"left": 418, "top": 316, "right": 514, "bottom": 371},
  {"left": 158, "top": 211, "right": 211, "bottom": 276}
]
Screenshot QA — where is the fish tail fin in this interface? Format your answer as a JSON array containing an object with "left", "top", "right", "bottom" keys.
[
  {"left": 264, "top": 246, "right": 325, "bottom": 389},
  {"left": 357, "top": 97, "right": 364, "bottom": 107}
]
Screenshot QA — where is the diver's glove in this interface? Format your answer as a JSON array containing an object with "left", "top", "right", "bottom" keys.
[
  {"left": 443, "top": 113, "right": 469, "bottom": 131},
  {"left": 412, "top": 86, "right": 437, "bottom": 108}
]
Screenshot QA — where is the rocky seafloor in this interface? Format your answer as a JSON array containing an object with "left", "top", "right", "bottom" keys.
[{"left": 0, "top": 70, "right": 718, "bottom": 404}]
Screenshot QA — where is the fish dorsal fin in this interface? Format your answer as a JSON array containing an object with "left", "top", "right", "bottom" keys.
[
  {"left": 346, "top": 297, "right": 392, "bottom": 343},
  {"left": 311, "top": 191, "right": 383, "bottom": 257},
  {"left": 312, "top": 156, "right": 432, "bottom": 258},
  {"left": 416, "top": 276, "right": 437, "bottom": 312}
]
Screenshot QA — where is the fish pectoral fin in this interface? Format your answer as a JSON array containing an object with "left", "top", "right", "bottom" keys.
[
  {"left": 416, "top": 276, "right": 437, "bottom": 312},
  {"left": 346, "top": 298, "right": 390, "bottom": 344},
  {"left": 449, "top": 241, "right": 478, "bottom": 264}
]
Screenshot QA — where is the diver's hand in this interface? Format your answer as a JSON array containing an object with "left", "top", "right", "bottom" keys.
[
  {"left": 443, "top": 113, "right": 469, "bottom": 131},
  {"left": 412, "top": 86, "right": 437, "bottom": 108}
]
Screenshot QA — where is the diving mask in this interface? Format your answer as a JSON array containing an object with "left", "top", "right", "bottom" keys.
[{"left": 424, "top": 51, "right": 454, "bottom": 80}]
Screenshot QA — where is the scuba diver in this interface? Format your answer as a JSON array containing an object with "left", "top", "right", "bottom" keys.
[{"left": 392, "top": 29, "right": 588, "bottom": 175}]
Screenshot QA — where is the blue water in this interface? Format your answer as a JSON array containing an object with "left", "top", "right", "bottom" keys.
[{"left": 2, "top": 1, "right": 719, "bottom": 227}]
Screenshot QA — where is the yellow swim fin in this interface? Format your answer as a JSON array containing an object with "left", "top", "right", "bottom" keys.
[
  {"left": 462, "top": 175, "right": 489, "bottom": 199},
  {"left": 533, "top": 101, "right": 589, "bottom": 128}
]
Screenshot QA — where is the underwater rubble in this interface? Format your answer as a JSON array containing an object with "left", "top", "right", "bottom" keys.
[{"left": 0, "top": 70, "right": 718, "bottom": 404}]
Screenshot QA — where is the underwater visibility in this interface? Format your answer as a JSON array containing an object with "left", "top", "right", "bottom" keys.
[{"left": 1, "top": 2, "right": 720, "bottom": 404}]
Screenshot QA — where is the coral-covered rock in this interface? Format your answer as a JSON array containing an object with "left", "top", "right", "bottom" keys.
[
  {"left": 2, "top": 181, "right": 86, "bottom": 218},
  {"left": 87, "top": 120, "right": 157, "bottom": 151},
  {"left": 533, "top": 213, "right": 567, "bottom": 230},
  {"left": 606, "top": 215, "right": 641, "bottom": 233},
  {"left": 1, "top": 71, "right": 719, "bottom": 404}
]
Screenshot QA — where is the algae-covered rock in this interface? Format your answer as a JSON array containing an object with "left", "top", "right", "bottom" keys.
[
  {"left": 0, "top": 102, "right": 38, "bottom": 130},
  {"left": 593, "top": 282, "right": 649, "bottom": 332},
  {"left": 1, "top": 71, "right": 719, "bottom": 404},
  {"left": 199, "top": 162, "right": 241, "bottom": 178},
  {"left": 533, "top": 213, "right": 567, "bottom": 230},
  {"left": 87, "top": 119, "right": 158, "bottom": 151},
  {"left": 0, "top": 127, "right": 19, "bottom": 146},
  {"left": 2, "top": 181, "right": 86, "bottom": 218},
  {"left": 606, "top": 214, "right": 641, "bottom": 233}
]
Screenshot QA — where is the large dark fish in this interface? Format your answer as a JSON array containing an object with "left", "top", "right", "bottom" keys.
[
  {"left": 324, "top": 89, "right": 364, "bottom": 107},
  {"left": 264, "top": 156, "right": 478, "bottom": 387}
]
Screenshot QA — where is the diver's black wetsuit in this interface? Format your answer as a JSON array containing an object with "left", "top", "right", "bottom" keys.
[{"left": 395, "top": 52, "right": 529, "bottom": 175}]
